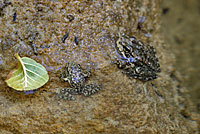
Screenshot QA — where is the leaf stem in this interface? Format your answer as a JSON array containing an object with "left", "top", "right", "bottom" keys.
[{"left": 15, "top": 53, "right": 28, "bottom": 89}]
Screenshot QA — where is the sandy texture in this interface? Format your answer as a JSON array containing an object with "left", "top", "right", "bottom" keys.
[
  {"left": 0, "top": 0, "right": 199, "bottom": 133},
  {"left": 161, "top": 0, "right": 200, "bottom": 113}
]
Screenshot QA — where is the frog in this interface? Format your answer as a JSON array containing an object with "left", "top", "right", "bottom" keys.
[
  {"left": 115, "top": 33, "right": 161, "bottom": 81},
  {"left": 58, "top": 62, "right": 101, "bottom": 100}
]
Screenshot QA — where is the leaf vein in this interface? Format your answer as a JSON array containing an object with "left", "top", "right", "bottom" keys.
[
  {"left": 26, "top": 74, "right": 42, "bottom": 85},
  {"left": 25, "top": 68, "right": 47, "bottom": 82},
  {"left": 23, "top": 62, "right": 46, "bottom": 72},
  {"left": 8, "top": 71, "right": 24, "bottom": 81},
  {"left": 9, "top": 77, "right": 25, "bottom": 86}
]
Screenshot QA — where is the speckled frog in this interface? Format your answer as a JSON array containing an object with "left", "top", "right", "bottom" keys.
[
  {"left": 58, "top": 62, "right": 101, "bottom": 100},
  {"left": 115, "top": 33, "right": 161, "bottom": 81}
]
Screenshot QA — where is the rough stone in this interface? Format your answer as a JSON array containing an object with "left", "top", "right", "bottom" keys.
[{"left": 0, "top": 0, "right": 199, "bottom": 134}]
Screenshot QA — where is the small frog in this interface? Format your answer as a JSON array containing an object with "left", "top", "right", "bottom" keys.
[
  {"left": 115, "top": 33, "right": 161, "bottom": 81},
  {"left": 58, "top": 62, "right": 101, "bottom": 100}
]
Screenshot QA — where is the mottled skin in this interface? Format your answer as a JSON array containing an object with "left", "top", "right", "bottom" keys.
[
  {"left": 58, "top": 62, "right": 101, "bottom": 100},
  {"left": 115, "top": 33, "right": 161, "bottom": 81},
  {"left": 61, "top": 62, "right": 90, "bottom": 90}
]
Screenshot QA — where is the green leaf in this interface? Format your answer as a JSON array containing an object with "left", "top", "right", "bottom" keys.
[{"left": 5, "top": 54, "right": 49, "bottom": 91}]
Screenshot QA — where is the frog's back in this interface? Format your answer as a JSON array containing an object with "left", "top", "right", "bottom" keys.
[{"left": 67, "top": 62, "right": 86, "bottom": 88}]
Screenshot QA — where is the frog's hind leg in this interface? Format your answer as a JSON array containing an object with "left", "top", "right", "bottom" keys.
[
  {"left": 57, "top": 88, "right": 75, "bottom": 100},
  {"left": 82, "top": 84, "right": 102, "bottom": 97}
]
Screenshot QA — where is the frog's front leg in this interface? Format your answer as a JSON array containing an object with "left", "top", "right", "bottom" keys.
[
  {"left": 116, "top": 60, "right": 126, "bottom": 68},
  {"left": 116, "top": 59, "right": 134, "bottom": 70},
  {"left": 81, "top": 84, "right": 101, "bottom": 97},
  {"left": 60, "top": 69, "right": 70, "bottom": 82},
  {"left": 83, "top": 69, "right": 91, "bottom": 78}
]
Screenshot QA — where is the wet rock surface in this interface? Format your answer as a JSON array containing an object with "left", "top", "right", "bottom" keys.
[{"left": 0, "top": 0, "right": 199, "bottom": 134}]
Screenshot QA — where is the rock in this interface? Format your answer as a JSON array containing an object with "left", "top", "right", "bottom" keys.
[{"left": 0, "top": 0, "right": 199, "bottom": 134}]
